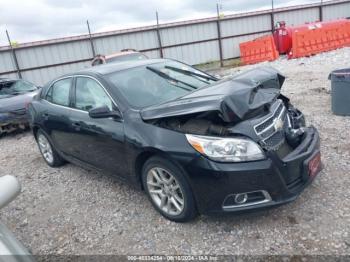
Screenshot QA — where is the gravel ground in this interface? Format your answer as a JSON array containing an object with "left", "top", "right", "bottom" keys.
[{"left": 1, "top": 47, "right": 350, "bottom": 256}]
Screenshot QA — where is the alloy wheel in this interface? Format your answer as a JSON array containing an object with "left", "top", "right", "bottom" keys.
[
  {"left": 146, "top": 167, "right": 185, "bottom": 216},
  {"left": 37, "top": 134, "right": 54, "bottom": 164}
]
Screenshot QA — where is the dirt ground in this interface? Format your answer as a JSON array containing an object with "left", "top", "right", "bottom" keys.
[{"left": 0, "top": 47, "right": 350, "bottom": 256}]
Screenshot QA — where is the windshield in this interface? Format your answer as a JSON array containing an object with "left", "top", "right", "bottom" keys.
[
  {"left": 107, "top": 61, "right": 217, "bottom": 108},
  {"left": 0, "top": 80, "right": 37, "bottom": 97},
  {"left": 107, "top": 53, "right": 148, "bottom": 63}
]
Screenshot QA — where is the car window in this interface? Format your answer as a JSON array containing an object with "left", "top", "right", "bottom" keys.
[
  {"left": 46, "top": 78, "right": 71, "bottom": 106},
  {"left": 0, "top": 80, "right": 36, "bottom": 97},
  {"left": 74, "top": 77, "right": 113, "bottom": 111},
  {"left": 107, "top": 60, "right": 217, "bottom": 108}
]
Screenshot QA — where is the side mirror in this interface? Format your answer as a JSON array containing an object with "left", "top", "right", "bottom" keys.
[
  {"left": 88, "top": 105, "right": 121, "bottom": 119},
  {"left": 0, "top": 175, "right": 21, "bottom": 210}
]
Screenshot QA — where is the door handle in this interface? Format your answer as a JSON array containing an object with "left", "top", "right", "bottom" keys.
[{"left": 72, "top": 122, "right": 81, "bottom": 131}]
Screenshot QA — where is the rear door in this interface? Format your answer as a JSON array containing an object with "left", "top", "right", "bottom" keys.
[
  {"left": 41, "top": 77, "right": 75, "bottom": 154},
  {"left": 68, "top": 76, "right": 127, "bottom": 175}
]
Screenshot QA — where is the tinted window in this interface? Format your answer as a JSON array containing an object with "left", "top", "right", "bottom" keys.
[
  {"left": 107, "top": 60, "right": 217, "bottom": 108},
  {"left": 74, "top": 77, "right": 113, "bottom": 111},
  {"left": 46, "top": 78, "right": 71, "bottom": 106}
]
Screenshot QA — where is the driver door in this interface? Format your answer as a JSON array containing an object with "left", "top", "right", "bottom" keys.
[{"left": 68, "top": 76, "right": 127, "bottom": 176}]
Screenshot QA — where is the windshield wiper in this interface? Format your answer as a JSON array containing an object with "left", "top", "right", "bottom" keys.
[
  {"left": 146, "top": 66, "right": 197, "bottom": 91},
  {"left": 165, "top": 66, "right": 218, "bottom": 82}
]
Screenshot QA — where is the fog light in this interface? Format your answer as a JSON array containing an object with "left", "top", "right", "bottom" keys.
[{"left": 234, "top": 193, "right": 248, "bottom": 204}]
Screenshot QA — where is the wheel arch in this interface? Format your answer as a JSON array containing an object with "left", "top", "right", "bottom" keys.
[
  {"left": 134, "top": 148, "right": 167, "bottom": 190},
  {"left": 134, "top": 148, "right": 194, "bottom": 192}
]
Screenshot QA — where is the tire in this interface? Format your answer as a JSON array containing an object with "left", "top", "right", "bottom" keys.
[
  {"left": 142, "top": 156, "right": 198, "bottom": 222},
  {"left": 36, "top": 130, "right": 65, "bottom": 167}
]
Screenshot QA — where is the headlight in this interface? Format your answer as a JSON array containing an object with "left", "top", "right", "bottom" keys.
[{"left": 186, "top": 134, "right": 265, "bottom": 162}]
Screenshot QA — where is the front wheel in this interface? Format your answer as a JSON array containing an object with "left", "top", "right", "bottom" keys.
[
  {"left": 142, "top": 156, "right": 198, "bottom": 222},
  {"left": 36, "top": 130, "right": 65, "bottom": 167}
]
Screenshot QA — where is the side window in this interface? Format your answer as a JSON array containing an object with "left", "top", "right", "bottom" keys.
[
  {"left": 74, "top": 77, "right": 113, "bottom": 111},
  {"left": 46, "top": 78, "right": 71, "bottom": 106}
]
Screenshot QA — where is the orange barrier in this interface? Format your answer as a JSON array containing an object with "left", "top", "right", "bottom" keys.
[
  {"left": 239, "top": 35, "right": 279, "bottom": 65},
  {"left": 288, "top": 19, "right": 350, "bottom": 59}
]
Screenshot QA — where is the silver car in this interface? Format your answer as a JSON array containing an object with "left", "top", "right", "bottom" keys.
[
  {"left": 0, "top": 78, "right": 40, "bottom": 135},
  {"left": 0, "top": 175, "right": 34, "bottom": 262}
]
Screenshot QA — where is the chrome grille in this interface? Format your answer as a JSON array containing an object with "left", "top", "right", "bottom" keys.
[
  {"left": 254, "top": 100, "right": 289, "bottom": 148},
  {"left": 255, "top": 104, "right": 284, "bottom": 134}
]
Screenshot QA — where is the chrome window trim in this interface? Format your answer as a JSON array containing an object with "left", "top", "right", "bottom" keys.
[
  {"left": 43, "top": 74, "right": 123, "bottom": 118},
  {"left": 43, "top": 99, "right": 88, "bottom": 114}
]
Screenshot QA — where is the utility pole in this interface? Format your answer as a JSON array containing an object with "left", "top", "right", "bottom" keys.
[
  {"left": 216, "top": 3, "right": 224, "bottom": 67},
  {"left": 6, "top": 30, "right": 22, "bottom": 79},
  {"left": 271, "top": 0, "right": 275, "bottom": 32},
  {"left": 86, "top": 20, "right": 96, "bottom": 57},
  {"left": 156, "top": 11, "right": 163, "bottom": 58},
  {"left": 319, "top": 0, "right": 324, "bottom": 21}
]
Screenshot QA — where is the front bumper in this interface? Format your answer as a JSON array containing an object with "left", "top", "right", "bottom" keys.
[
  {"left": 0, "top": 111, "right": 29, "bottom": 134},
  {"left": 183, "top": 126, "right": 322, "bottom": 214}
]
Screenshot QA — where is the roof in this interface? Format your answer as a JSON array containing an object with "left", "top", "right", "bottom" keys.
[{"left": 78, "top": 58, "right": 165, "bottom": 76}]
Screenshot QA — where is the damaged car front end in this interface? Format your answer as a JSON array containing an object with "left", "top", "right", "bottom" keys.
[
  {"left": 139, "top": 65, "right": 322, "bottom": 214},
  {"left": 0, "top": 78, "right": 40, "bottom": 135}
]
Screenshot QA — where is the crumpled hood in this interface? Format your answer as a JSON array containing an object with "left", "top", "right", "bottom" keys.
[
  {"left": 0, "top": 91, "right": 38, "bottom": 113},
  {"left": 141, "top": 67, "right": 285, "bottom": 122}
]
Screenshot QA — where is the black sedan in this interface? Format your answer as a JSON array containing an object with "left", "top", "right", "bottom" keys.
[{"left": 28, "top": 59, "right": 322, "bottom": 222}]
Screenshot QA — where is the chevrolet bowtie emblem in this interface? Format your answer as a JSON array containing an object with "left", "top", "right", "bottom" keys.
[{"left": 274, "top": 118, "right": 284, "bottom": 131}]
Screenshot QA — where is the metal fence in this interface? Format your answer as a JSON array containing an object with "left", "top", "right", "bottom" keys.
[{"left": 1, "top": 0, "right": 350, "bottom": 85}]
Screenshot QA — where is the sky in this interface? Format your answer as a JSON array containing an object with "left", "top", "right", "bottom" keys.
[{"left": 0, "top": 0, "right": 321, "bottom": 46}]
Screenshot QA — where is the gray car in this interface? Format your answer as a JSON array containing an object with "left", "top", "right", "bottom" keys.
[
  {"left": 0, "top": 175, "right": 34, "bottom": 261},
  {"left": 0, "top": 78, "right": 40, "bottom": 135}
]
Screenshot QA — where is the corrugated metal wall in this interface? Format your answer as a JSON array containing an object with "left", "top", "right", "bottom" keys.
[
  {"left": 274, "top": 7, "right": 320, "bottom": 25},
  {"left": 1, "top": 0, "right": 350, "bottom": 85},
  {"left": 323, "top": 1, "right": 350, "bottom": 20}
]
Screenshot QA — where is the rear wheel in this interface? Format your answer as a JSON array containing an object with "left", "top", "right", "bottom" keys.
[
  {"left": 36, "top": 130, "right": 65, "bottom": 167},
  {"left": 142, "top": 156, "right": 197, "bottom": 222}
]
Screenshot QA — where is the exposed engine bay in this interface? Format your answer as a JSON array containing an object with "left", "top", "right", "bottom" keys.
[
  {"left": 148, "top": 98, "right": 306, "bottom": 149},
  {"left": 143, "top": 67, "right": 308, "bottom": 152}
]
